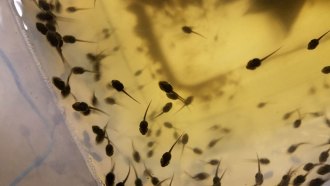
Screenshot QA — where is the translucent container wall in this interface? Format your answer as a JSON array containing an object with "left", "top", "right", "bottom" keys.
[{"left": 1, "top": 0, "right": 330, "bottom": 185}]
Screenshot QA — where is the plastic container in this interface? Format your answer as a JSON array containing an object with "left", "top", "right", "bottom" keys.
[
  {"left": 2, "top": 0, "right": 330, "bottom": 185},
  {"left": 0, "top": 0, "right": 97, "bottom": 185}
]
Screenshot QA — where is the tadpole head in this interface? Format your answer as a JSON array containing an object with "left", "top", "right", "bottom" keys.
[
  {"left": 166, "top": 92, "right": 179, "bottom": 100},
  {"left": 151, "top": 177, "right": 159, "bottom": 185},
  {"left": 134, "top": 178, "right": 143, "bottom": 186},
  {"left": 213, "top": 177, "right": 220, "bottom": 185},
  {"left": 105, "top": 172, "right": 115, "bottom": 186},
  {"left": 92, "top": 125, "right": 104, "bottom": 135},
  {"left": 163, "top": 102, "right": 173, "bottom": 112},
  {"left": 321, "top": 66, "right": 330, "bottom": 74},
  {"left": 308, "top": 39, "right": 319, "bottom": 50},
  {"left": 246, "top": 58, "right": 261, "bottom": 70},
  {"left": 82, "top": 109, "right": 91, "bottom": 116},
  {"left": 46, "top": 31, "right": 62, "bottom": 47},
  {"left": 293, "top": 119, "right": 302, "bottom": 128},
  {"left": 63, "top": 35, "right": 76, "bottom": 43},
  {"left": 111, "top": 80, "right": 124, "bottom": 91},
  {"left": 38, "top": 0, "right": 51, "bottom": 11},
  {"left": 133, "top": 151, "right": 141, "bottom": 163},
  {"left": 72, "top": 66, "right": 86, "bottom": 74},
  {"left": 182, "top": 26, "right": 193, "bottom": 34},
  {"left": 72, "top": 102, "right": 89, "bottom": 112},
  {"left": 61, "top": 85, "right": 71, "bottom": 97},
  {"left": 95, "top": 134, "right": 105, "bottom": 144},
  {"left": 159, "top": 81, "right": 173, "bottom": 93},
  {"left": 36, "top": 22, "right": 48, "bottom": 35},
  {"left": 106, "top": 143, "right": 114, "bottom": 157},
  {"left": 181, "top": 134, "right": 189, "bottom": 145},
  {"left": 139, "top": 121, "right": 148, "bottom": 135},
  {"left": 160, "top": 152, "right": 172, "bottom": 167},
  {"left": 52, "top": 77, "right": 65, "bottom": 90},
  {"left": 72, "top": 102, "right": 82, "bottom": 111}
]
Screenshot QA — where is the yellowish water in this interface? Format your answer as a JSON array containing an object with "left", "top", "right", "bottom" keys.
[{"left": 19, "top": 0, "right": 330, "bottom": 185}]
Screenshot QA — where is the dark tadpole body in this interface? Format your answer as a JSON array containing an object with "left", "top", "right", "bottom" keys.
[
  {"left": 303, "top": 162, "right": 319, "bottom": 172},
  {"left": 287, "top": 142, "right": 307, "bottom": 154},
  {"left": 160, "top": 134, "right": 183, "bottom": 167},
  {"left": 139, "top": 101, "right": 152, "bottom": 135},
  {"left": 277, "top": 168, "right": 296, "bottom": 186},
  {"left": 246, "top": 48, "right": 281, "bottom": 70},
  {"left": 293, "top": 173, "right": 308, "bottom": 186},
  {"left": 185, "top": 171, "right": 210, "bottom": 181},
  {"left": 154, "top": 102, "right": 173, "bottom": 118},
  {"left": 106, "top": 163, "right": 116, "bottom": 186},
  {"left": 63, "top": 35, "right": 95, "bottom": 44},
  {"left": 316, "top": 164, "right": 330, "bottom": 175},
  {"left": 255, "top": 154, "right": 264, "bottom": 186},
  {"left": 132, "top": 141, "right": 141, "bottom": 163},
  {"left": 308, "top": 30, "right": 330, "bottom": 50},
  {"left": 111, "top": 80, "right": 140, "bottom": 103},
  {"left": 182, "top": 26, "right": 206, "bottom": 38},
  {"left": 318, "top": 148, "right": 330, "bottom": 163},
  {"left": 159, "top": 81, "right": 173, "bottom": 93},
  {"left": 66, "top": 6, "right": 92, "bottom": 13},
  {"left": 213, "top": 161, "right": 225, "bottom": 186}
]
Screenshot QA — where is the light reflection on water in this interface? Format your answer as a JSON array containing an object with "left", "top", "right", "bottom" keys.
[{"left": 11, "top": 0, "right": 330, "bottom": 185}]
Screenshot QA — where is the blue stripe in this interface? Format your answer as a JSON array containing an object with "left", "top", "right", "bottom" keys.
[{"left": 0, "top": 49, "right": 54, "bottom": 186}]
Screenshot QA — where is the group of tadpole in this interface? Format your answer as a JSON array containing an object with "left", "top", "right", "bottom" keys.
[
  {"left": 182, "top": 25, "right": 330, "bottom": 72},
  {"left": 32, "top": 0, "right": 330, "bottom": 185},
  {"left": 35, "top": 1, "right": 95, "bottom": 65},
  {"left": 244, "top": 29, "right": 330, "bottom": 71},
  {"left": 250, "top": 147, "right": 330, "bottom": 186},
  {"left": 276, "top": 146, "right": 330, "bottom": 186}
]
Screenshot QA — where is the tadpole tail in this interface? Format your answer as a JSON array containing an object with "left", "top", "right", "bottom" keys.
[
  {"left": 192, "top": 31, "right": 206, "bottom": 39},
  {"left": 155, "top": 177, "right": 170, "bottom": 186},
  {"left": 66, "top": 70, "right": 73, "bottom": 84},
  {"left": 317, "top": 142, "right": 329, "bottom": 147},
  {"left": 90, "top": 106, "right": 110, "bottom": 116},
  {"left": 70, "top": 93, "right": 77, "bottom": 101},
  {"left": 175, "top": 105, "right": 185, "bottom": 114},
  {"left": 169, "top": 173, "right": 174, "bottom": 186},
  {"left": 260, "top": 47, "right": 281, "bottom": 62},
  {"left": 215, "top": 160, "right": 221, "bottom": 177},
  {"left": 220, "top": 169, "right": 226, "bottom": 180},
  {"left": 177, "top": 94, "right": 185, "bottom": 103},
  {"left": 256, "top": 153, "right": 261, "bottom": 173},
  {"left": 318, "top": 30, "right": 330, "bottom": 40},
  {"left": 153, "top": 112, "right": 164, "bottom": 119},
  {"left": 131, "top": 140, "right": 137, "bottom": 152},
  {"left": 297, "top": 142, "right": 309, "bottom": 146},
  {"left": 143, "top": 162, "right": 153, "bottom": 178},
  {"left": 85, "top": 69, "right": 97, "bottom": 73},
  {"left": 143, "top": 100, "right": 152, "bottom": 120},
  {"left": 122, "top": 165, "right": 131, "bottom": 184},
  {"left": 76, "top": 39, "right": 96, "bottom": 43},
  {"left": 56, "top": 47, "right": 66, "bottom": 65},
  {"left": 122, "top": 90, "right": 140, "bottom": 104},
  {"left": 179, "top": 145, "right": 185, "bottom": 161},
  {"left": 184, "top": 171, "right": 193, "bottom": 178},
  {"left": 56, "top": 16, "right": 75, "bottom": 22},
  {"left": 169, "top": 134, "right": 183, "bottom": 153},
  {"left": 104, "top": 120, "right": 120, "bottom": 133},
  {"left": 76, "top": 8, "right": 93, "bottom": 11},
  {"left": 110, "top": 162, "right": 116, "bottom": 173},
  {"left": 131, "top": 162, "right": 139, "bottom": 179}
]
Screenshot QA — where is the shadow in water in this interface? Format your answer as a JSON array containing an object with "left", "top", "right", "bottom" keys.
[{"left": 246, "top": 0, "right": 307, "bottom": 33}]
